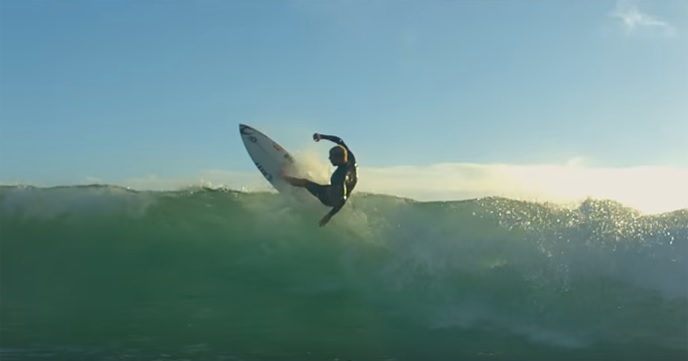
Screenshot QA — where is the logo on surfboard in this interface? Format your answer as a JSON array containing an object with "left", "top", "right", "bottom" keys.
[
  {"left": 254, "top": 161, "right": 273, "bottom": 181},
  {"left": 240, "top": 123, "right": 296, "bottom": 191}
]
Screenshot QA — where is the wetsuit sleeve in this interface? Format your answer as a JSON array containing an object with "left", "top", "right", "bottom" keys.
[{"left": 318, "top": 134, "right": 347, "bottom": 148}]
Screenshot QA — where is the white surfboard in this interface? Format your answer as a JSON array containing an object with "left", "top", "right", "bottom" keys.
[{"left": 238, "top": 123, "right": 298, "bottom": 194}]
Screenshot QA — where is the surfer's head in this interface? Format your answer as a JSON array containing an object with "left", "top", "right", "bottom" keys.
[{"left": 329, "top": 145, "right": 348, "bottom": 165}]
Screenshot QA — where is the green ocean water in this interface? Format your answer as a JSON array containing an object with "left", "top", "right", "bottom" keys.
[{"left": 1, "top": 185, "right": 686, "bottom": 361}]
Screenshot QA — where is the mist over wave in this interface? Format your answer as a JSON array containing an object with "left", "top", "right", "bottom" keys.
[{"left": 4, "top": 157, "right": 687, "bottom": 215}]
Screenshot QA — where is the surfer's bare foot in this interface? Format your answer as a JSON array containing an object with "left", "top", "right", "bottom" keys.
[
  {"left": 279, "top": 166, "right": 289, "bottom": 179},
  {"left": 283, "top": 175, "right": 307, "bottom": 187}
]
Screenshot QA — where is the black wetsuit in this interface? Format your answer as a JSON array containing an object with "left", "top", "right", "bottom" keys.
[{"left": 305, "top": 135, "right": 358, "bottom": 216}]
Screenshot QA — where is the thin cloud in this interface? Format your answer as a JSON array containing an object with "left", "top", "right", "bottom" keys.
[
  {"left": 611, "top": 0, "right": 677, "bottom": 37},
  {"left": 359, "top": 162, "right": 688, "bottom": 214},
  {"left": 5, "top": 161, "right": 686, "bottom": 214},
  {"left": 108, "top": 161, "right": 688, "bottom": 215}
]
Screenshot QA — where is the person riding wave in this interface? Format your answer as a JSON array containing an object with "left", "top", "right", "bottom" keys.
[{"left": 282, "top": 132, "right": 358, "bottom": 227}]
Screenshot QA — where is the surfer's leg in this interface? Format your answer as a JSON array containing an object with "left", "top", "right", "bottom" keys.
[
  {"left": 304, "top": 181, "right": 334, "bottom": 207},
  {"left": 282, "top": 175, "right": 308, "bottom": 187},
  {"left": 282, "top": 173, "right": 332, "bottom": 206}
]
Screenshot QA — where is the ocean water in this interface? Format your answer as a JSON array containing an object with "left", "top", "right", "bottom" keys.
[{"left": 1, "top": 184, "right": 686, "bottom": 361}]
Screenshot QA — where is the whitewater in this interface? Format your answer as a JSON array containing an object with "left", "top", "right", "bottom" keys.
[{"left": 1, "top": 184, "right": 686, "bottom": 361}]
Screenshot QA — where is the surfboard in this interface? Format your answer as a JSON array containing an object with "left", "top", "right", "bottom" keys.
[{"left": 238, "top": 123, "right": 297, "bottom": 194}]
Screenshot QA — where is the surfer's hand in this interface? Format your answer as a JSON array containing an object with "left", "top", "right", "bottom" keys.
[
  {"left": 319, "top": 213, "right": 331, "bottom": 227},
  {"left": 313, "top": 133, "right": 321, "bottom": 142}
]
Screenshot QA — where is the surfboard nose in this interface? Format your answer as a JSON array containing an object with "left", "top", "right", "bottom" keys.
[{"left": 239, "top": 123, "right": 251, "bottom": 134}]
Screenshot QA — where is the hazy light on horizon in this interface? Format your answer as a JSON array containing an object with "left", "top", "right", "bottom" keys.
[{"left": 6, "top": 157, "right": 683, "bottom": 215}]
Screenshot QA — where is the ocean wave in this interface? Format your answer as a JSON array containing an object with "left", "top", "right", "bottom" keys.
[{"left": 1, "top": 184, "right": 686, "bottom": 360}]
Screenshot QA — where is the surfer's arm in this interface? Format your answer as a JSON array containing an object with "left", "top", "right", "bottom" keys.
[
  {"left": 314, "top": 133, "right": 356, "bottom": 163},
  {"left": 315, "top": 134, "right": 348, "bottom": 149}
]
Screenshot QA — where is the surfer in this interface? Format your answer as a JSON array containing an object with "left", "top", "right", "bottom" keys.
[{"left": 281, "top": 132, "right": 358, "bottom": 227}]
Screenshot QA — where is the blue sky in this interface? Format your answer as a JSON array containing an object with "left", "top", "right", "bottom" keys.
[{"left": 1, "top": 0, "right": 686, "bottom": 211}]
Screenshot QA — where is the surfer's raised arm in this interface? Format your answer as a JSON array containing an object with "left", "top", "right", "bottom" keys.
[
  {"left": 313, "top": 133, "right": 356, "bottom": 164},
  {"left": 313, "top": 132, "right": 340, "bottom": 142},
  {"left": 314, "top": 133, "right": 346, "bottom": 148}
]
